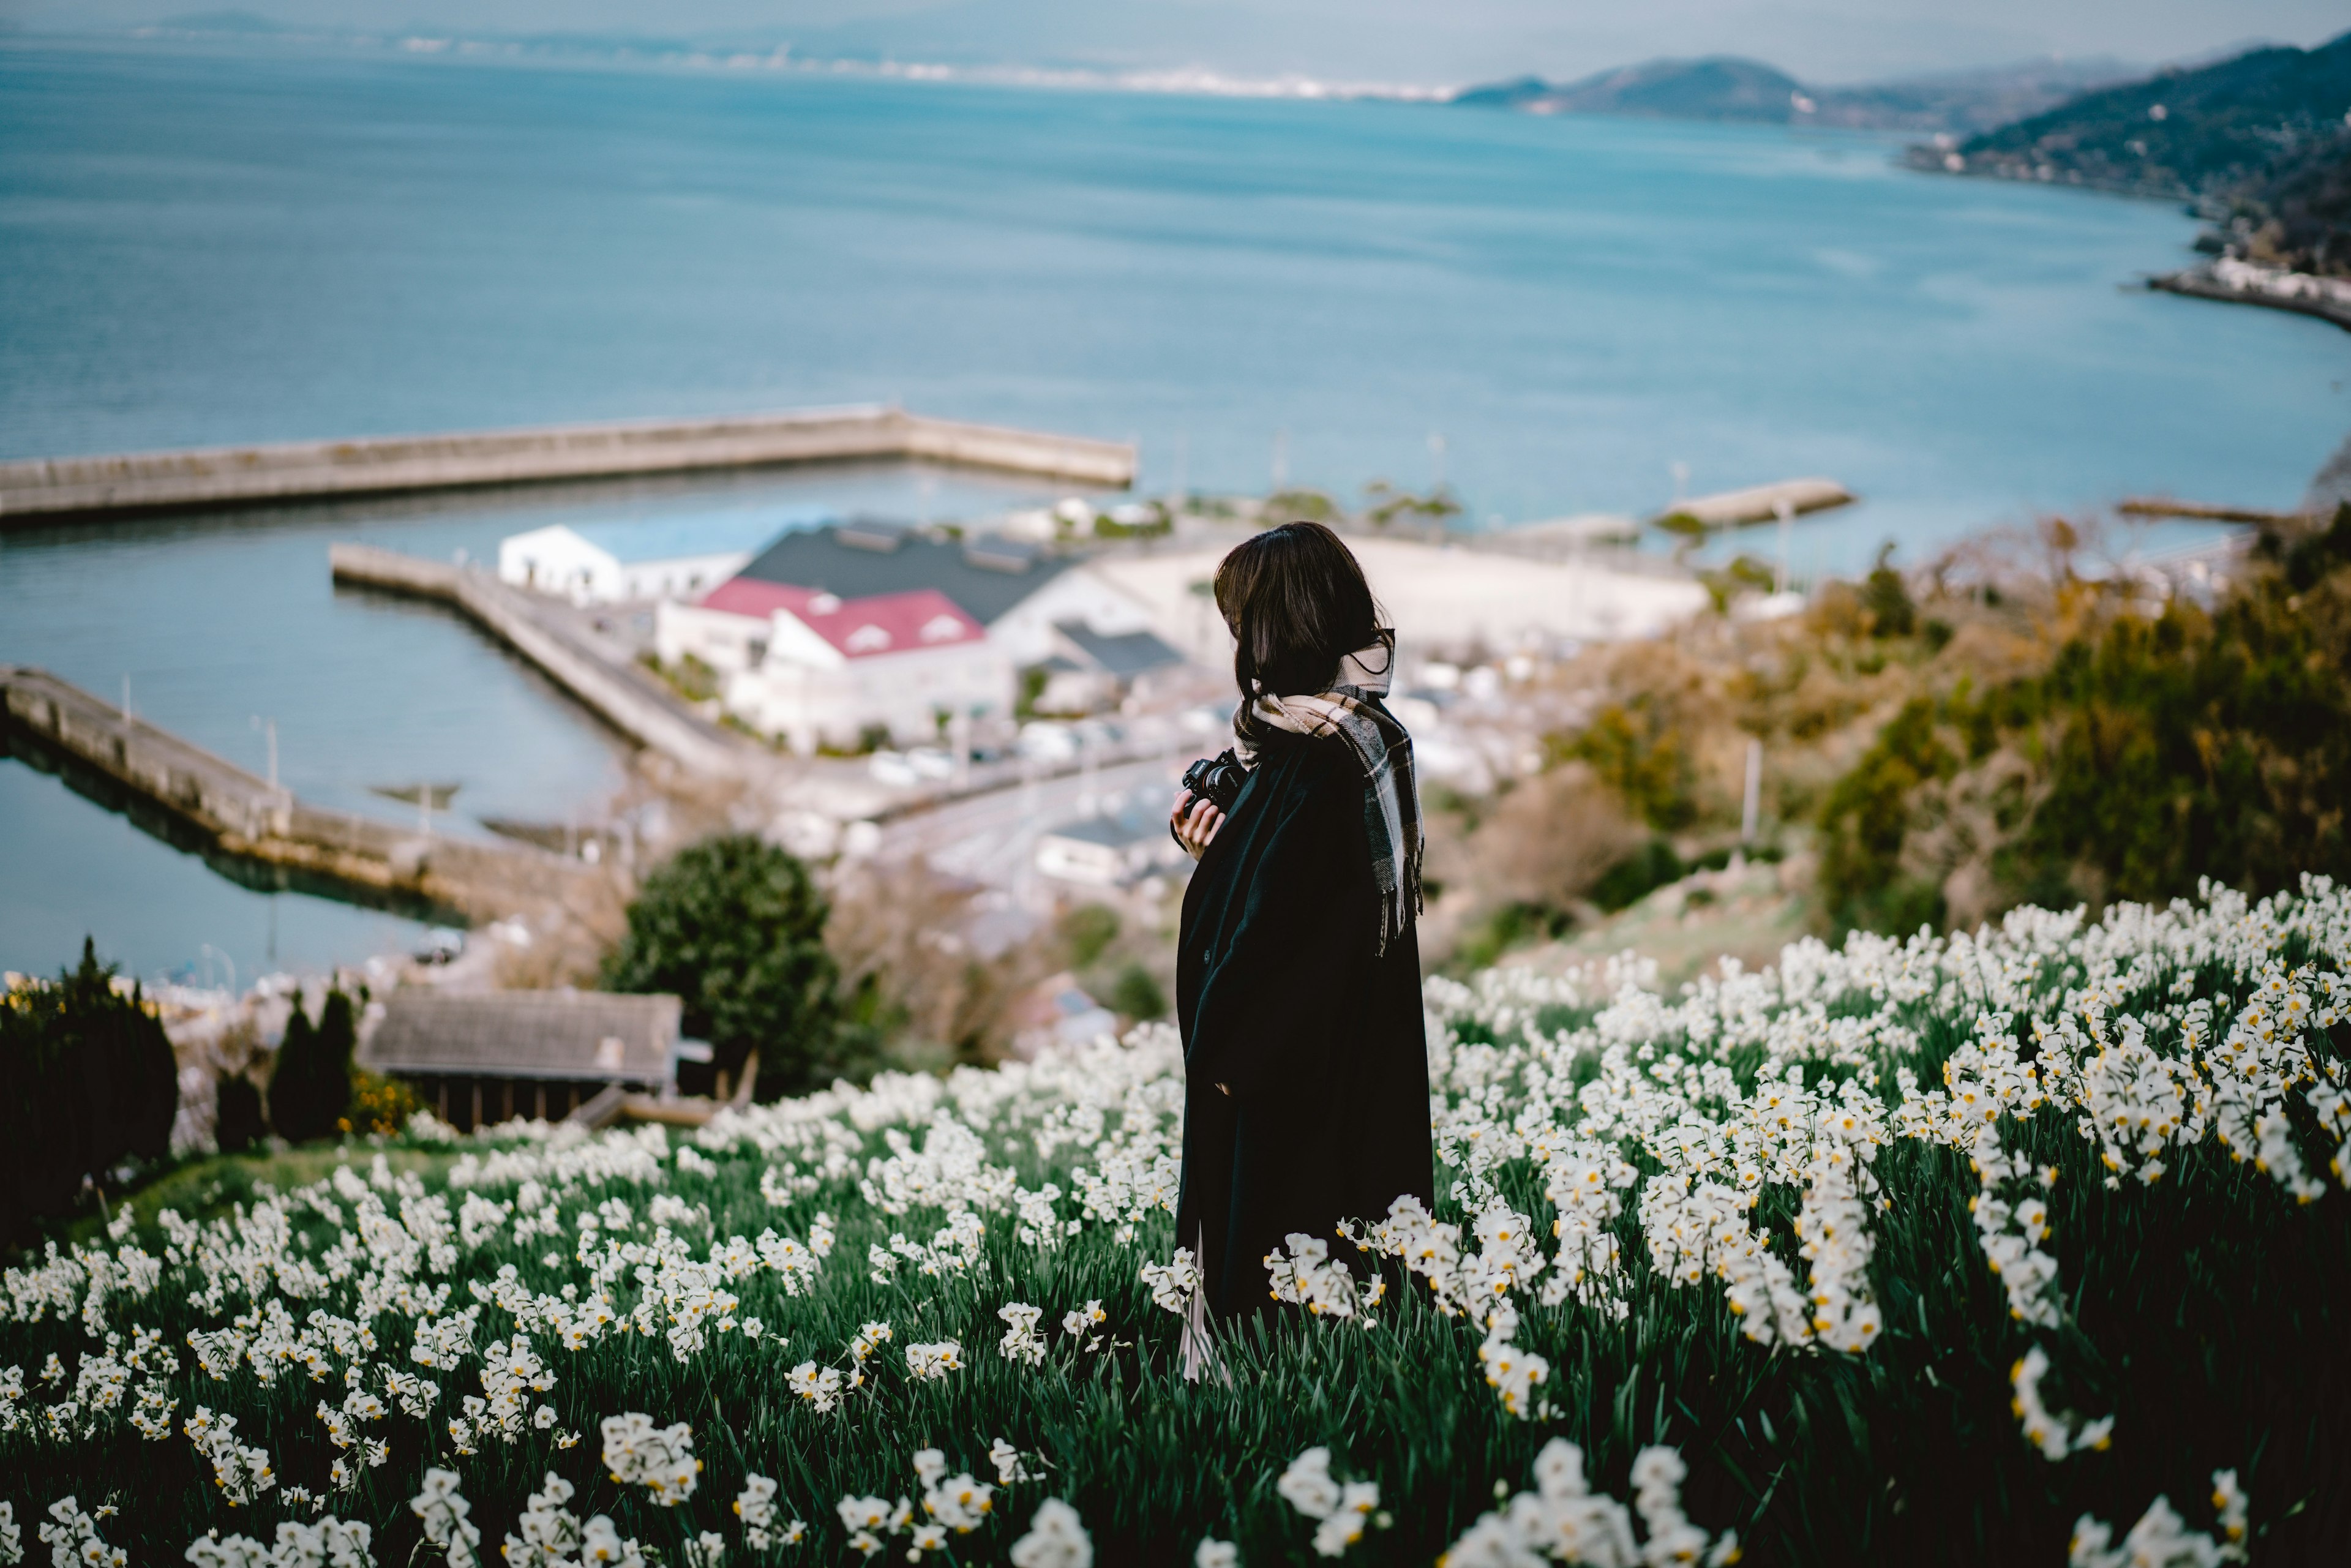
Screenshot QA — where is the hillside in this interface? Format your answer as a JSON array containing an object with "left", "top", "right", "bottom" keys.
[
  {"left": 2230, "top": 132, "right": 2351, "bottom": 274},
  {"left": 1929, "top": 31, "right": 2351, "bottom": 198},
  {"left": 1452, "top": 53, "right": 2135, "bottom": 133}
]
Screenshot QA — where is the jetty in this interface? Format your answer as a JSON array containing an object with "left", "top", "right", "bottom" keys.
[
  {"left": 1, "top": 666, "right": 610, "bottom": 924},
  {"left": 2117, "top": 497, "right": 2315, "bottom": 525},
  {"left": 0, "top": 404, "right": 1138, "bottom": 524},
  {"left": 1655, "top": 478, "right": 1854, "bottom": 530},
  {"left": 329, "top": 544, "right": 767, "bottom": 781}
]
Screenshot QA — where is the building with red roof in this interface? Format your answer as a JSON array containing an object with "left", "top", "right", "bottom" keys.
[{"left": 656, "top": 517, "right": 1180, "bottom": 752}]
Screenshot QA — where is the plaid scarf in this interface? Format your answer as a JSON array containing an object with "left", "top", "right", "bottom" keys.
[{"left": 1238, "top": 638, "right": 1424, "bottom": 955}]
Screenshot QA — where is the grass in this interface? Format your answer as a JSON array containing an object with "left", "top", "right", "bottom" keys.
[{"left": 4, "top": 888, "right": 2349, "bottom": 1566}]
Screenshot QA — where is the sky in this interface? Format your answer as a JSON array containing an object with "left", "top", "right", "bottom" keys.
[{"left": 4, "top": 0, "right": 2346, "bottom": 86}]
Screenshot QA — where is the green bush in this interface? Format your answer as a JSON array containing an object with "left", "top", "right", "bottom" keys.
[
  {"left": 604, "top": 833, "right": 862, "bottom": 1099},
  {"left": 214, "top": 1075, "right": 264, "bottom": 1154},
  {"left": 1862, "top": 541, "right": 1917, "bottom": 637},
  {"left": 269, "top": 988, "right": 356, "bottom": 1144},
  {"left": 0, "top": 939, "right": 178, "bottom": 1244},
  {"left": 1057, "top": 904, "right": 1122, "bottom": 969},
  {"left": 1560, "top": 701, "right": 1698, "bottom": 833},
  {"left": 1108, "top": 962, "right": 1166, "bottom": 1021},
  {"left": 1591, "top": 839, "right": 1687, "bottom": 912}
]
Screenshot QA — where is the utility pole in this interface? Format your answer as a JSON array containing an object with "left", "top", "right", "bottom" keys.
[
  {"left": 1774, "top": 498, "right": 1794, "bottom": 596},
  {"left": 251, "top": 715, "right": 277, "bottom": 792},
  {"left": 1741, "top": 738, "right": 1764, "bottom": 845}
]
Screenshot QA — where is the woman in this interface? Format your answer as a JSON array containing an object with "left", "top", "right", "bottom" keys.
[{"left": 1168, "top": 521, "right": 1434, "bottom": 1327}]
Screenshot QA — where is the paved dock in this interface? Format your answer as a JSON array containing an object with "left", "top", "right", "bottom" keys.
[
  {"left": 329, "top": 544, "right": 769, "bottom": 781},
  {"left": 1, "top": 665, "right": 612, "bottom": 924},
  {"left": 0, "top": 404, "right": 1138, "bottom": 522}
]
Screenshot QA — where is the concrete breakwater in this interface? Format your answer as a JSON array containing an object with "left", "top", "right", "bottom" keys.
[
  {"left": 0, "top": 666, "right": 612, "bottom": 925},
  {"left": 0, "top": 404, "right": 1138, "bottom": 523},
  {"left": 329, "top": 544, "right": 768, "bottom": 782}
]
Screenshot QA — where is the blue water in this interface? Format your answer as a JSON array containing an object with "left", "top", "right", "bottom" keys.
[{"left": 2, "top": 38, "right": 2346, "bottom": 981}]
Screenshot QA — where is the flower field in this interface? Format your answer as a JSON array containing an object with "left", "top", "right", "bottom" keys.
[{"left": 5, "top": 881, "right": 2350, "bottom": 1566}]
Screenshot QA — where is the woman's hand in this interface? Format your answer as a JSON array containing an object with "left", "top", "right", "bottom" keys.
[{"left": 1171, "top": 789, "right": 1225, "bottom": 861}]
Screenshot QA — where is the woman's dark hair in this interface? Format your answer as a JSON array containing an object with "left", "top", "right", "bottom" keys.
[{"left": 1214, "top": 522, "right": 1387, "bottom": 710}]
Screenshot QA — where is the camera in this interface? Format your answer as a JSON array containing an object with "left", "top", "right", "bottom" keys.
[{"left": 1180, "top": 749, "right": 1248, "bottom": 815}]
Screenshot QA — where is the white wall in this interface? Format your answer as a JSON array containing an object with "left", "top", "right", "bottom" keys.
[
  {"left": 500, "top": 526, "right": 620, "bottom": 602},
  {"left": 616, "top": 551, "right": 755, "bottom": 604},
  {"left": 989, "top": 565, "right": 1158, "bottom": 667},
  {"left": 726, "top": 640, "right": 1013, "bottom": 754},
  {"left": 656, "top": 601, "right": 772, "bottom": 674},
  {"left": 501, "top": 526, "right": 752, "bottom": 605}
]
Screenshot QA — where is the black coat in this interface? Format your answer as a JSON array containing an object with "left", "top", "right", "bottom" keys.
[{"left": 1174, "top": 729, "right": 1434, "bottom": 1321}]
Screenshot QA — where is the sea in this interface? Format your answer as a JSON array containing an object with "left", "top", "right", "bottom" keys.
[{"left": 2, "top": 39, "right": 2346, "bottom": 983}]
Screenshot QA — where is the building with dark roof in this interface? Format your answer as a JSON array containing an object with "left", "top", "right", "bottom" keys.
[
  {"left": 735, "top": 522, "right": 1074, "bottom": 627},
  {"left": 359, "top": 989, "right": 685, "bottom": 1130},
  {"left": 655, "top": 520, "right": 1176, "bottom": 749}
]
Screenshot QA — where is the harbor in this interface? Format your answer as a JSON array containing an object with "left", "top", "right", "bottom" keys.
[{"left": 0, "top": 404, "right": 1138, "bottom": 523}]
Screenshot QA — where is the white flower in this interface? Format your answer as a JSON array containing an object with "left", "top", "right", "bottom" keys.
[
  {"left": 906, "top": 1342, "right": 964, "bottom": 1381},
  {"left": 600, "top": 1412, "right": 699, "bottom": 1506},
  {"left": 1277, "top": 1448, "right": 1344, "bottom": 1519},
  {"left": 997, "top": 1303, "right": 1047, "bottom": 1365},
  {"left": 407, "top": 1469, "right": 481, "bottom": 1568},
  {"left": 735, "top": 1474, "right": 779, "bottom": 1548},
  {"left": 991, "top": 1438, "right": 1041, "bottom": 1485},
  {"left": 1008, "top": 1499, "right": 1091, "bottom": 1568},
  {"left": 1194, "top": 1541, "right": 1240, "bottom": 1568}
]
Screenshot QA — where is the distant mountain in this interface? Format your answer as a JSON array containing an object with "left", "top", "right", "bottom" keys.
[
  {"left": 1452, "top": 54, "right": 2139, "bottom": 134},
  {"left": 1929, "top": 31, "right": 2351, "bottom": 198},
  {"left": 151, "top": 10, "right": 296, "bottom": 32},
  {"left": 1455, "top": 56, "right": 1805, "bottom": 122}
]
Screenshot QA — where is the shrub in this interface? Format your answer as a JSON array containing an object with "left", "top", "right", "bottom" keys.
[
  {"left": 604, "top": 833, "right": 858, "bottom": 1099},
  {"left": 268, "top": 989, "right": 357, "bottom": 1144},
  {"left": 0, "top": 939, "right": 178, "bottom": 1244},
  {"left": 1108, "top": 963, "right": 1166, "bottom": 1021},
  {"left": 1056, "top": 904, "right": 1122, "bottom": 969},
  {"left": 1862, "top": 541, "right": 1917, "bottom": 637},
  {"left": 344, "top": 1069, "right": 419, "bottom": 1136},
  {"left": 1591, "top": 839, "right": 1686, "bottom": 912},
  {"left": 214, "top": 1075, "right": 264, "bottom": 1153}
]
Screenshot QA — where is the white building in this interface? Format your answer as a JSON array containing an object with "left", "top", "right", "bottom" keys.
[
  {"left": 673, "top": 577, "right": 1010, "bottom": 752},
  {"left": 498, "top": 509, "right": 827, "bottom": 605},
  {"left": 1034, "top": 814, "right": 1185, "bottom": 887},
  {"left": 656, "top": 521, "right": 1172, "bottom": 749}
]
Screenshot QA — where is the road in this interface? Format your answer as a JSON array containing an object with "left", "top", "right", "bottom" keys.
[{"left": 878, "top": 751, "right": 1191, "bottom": 889}]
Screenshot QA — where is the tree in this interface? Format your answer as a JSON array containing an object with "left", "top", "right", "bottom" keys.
[
  {"left": 269, "top": 988, "right": 356, "bottom": 1144},
  {"left": 0, "top": 939, "right": 178, "bottom": 1245},
  {"left": 603, "top": 834, "right": 857, "bottom": 1098},
  {"left": 216, "top": 1075, "right": 264, "bottom": 1154}
]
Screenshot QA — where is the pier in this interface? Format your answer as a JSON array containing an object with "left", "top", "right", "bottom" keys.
[
  {"left": 329, "top": 544, "right": 768, "bottom": 781},
  {"left": 1, "top": 666, "right": 613, "bottom": 925},
  {"left": 0, "top": 404, "right": 1138, "bottom": 523}
]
